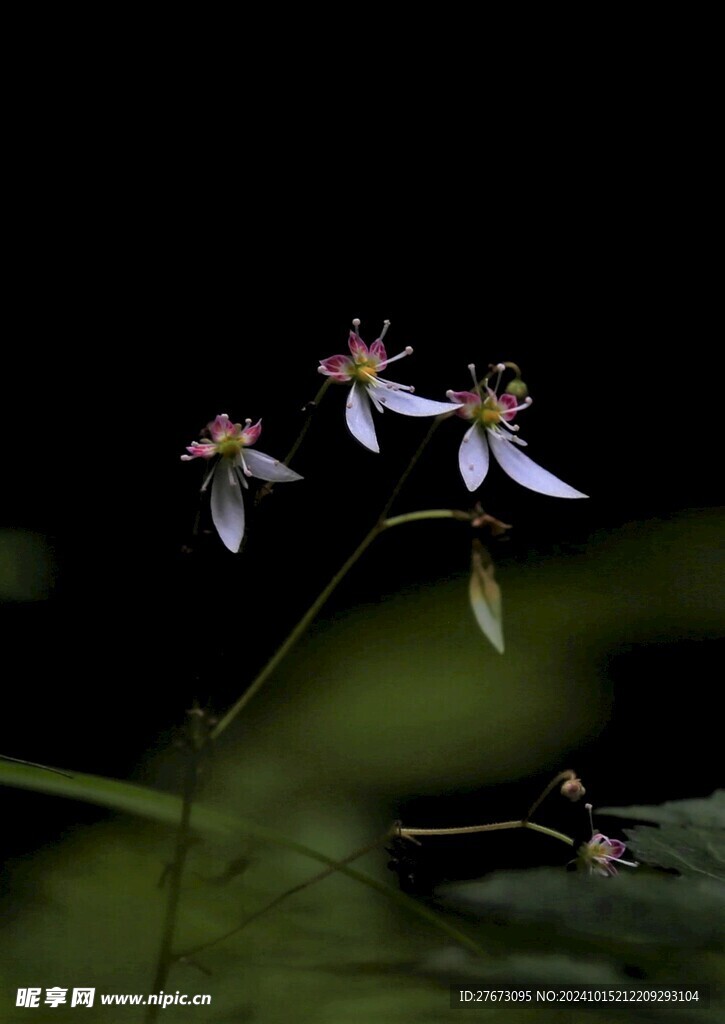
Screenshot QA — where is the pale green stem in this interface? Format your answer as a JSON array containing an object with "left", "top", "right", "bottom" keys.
[
  {"left": 399, "top": 819, "right": 574, "bottom": 848},
  {"left": 210, "top": 508, "right": 468, "bottom": 740}
]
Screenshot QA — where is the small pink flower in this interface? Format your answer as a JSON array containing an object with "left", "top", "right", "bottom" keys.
[
  {"left": 318, "top": 318, "right": 456, "bottom": 453},
  {"left": 181, "top": 414, "right": 302, "bottom": 552},
  {"left": 447, "top": 364, "right": 587, "bottom": 499},
  {"left": 576, "top": 805, "right": 638, "bottom": 877}
]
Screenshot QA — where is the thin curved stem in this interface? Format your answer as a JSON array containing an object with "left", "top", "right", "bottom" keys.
[{"left": 524, "top": 770, "right": 576, "bottom": 822}]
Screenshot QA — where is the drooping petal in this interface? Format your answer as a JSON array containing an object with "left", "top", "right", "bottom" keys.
[
  {"left": 348, "top": 331, "right": 368, "bottom": 357},
  {"left": 372, "top": 387, "right": 457, "bottom": 417},
  {"left": 243, "top": 449, "right": 303, "bottom": 483},
  {"left": 459, "top": 424, "right": 490, "bottom": 492},
  {"left": 469, "top": 541, "right": 504, "bottom": 654},
  {"left": 210, "top": 461, "right": 246, "bottom": 552},
  {"left": 488, "top": 432, "right": 588, "bottom": 499},
  {"left": 240, "top": 418, "right": 262, "bottom": 445},
  {"left": 319, "top": 354, "right": 354, "bottom": 381},
  {"left": 345, "top": 382, "right": 379, "bottom": 452}
]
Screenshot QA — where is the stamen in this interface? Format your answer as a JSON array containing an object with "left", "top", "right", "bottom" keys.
[
  {"left": 379, "top": 319, "right": 391, "bottom": 340},
  {"left": 382, "top": 345, "right": 414, "bottom": 366},
  {"left": 468, "top": 363, "right": 482, "bottom": 399},
  {"left": 352, "top": 317, "right": 361, "bottom": 329},
  {"left": 585, "top": 803, "right": 595, "bottom": 834},
  {"left": 239, "top": 452, "right": 252, "bottom": 477},
  {"left": 245, "top": 418, "right": 252, "bottom": 425},
  {"left": 200, "top": 464, "right": 216, "bottom": 492}
]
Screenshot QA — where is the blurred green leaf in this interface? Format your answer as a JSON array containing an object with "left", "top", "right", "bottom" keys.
[
  {"left": 599, "top": 791, "right": 725, "bottom": 882},
  {"left": 599, "top": 791, "right": 725, "bottom": 828}
]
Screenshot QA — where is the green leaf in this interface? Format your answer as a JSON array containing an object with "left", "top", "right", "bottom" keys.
[
  {"left": 0, "top": 759, "right": 486, "bottom": 958},
  {"left": 599, "top": 791, "right": 725, "bottom": 828},
  {"left": 598, "top": 791, "right": 725, "bottom": 882}
]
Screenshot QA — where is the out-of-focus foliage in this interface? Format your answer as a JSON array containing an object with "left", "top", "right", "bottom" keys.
[
  {"left": 599, "top": 791, "right": 725, "bottom": 882},
  {"left": 0, "top": 530, "right": 53, "bottom": 601},
  {"left": 1, "top": 512, "right": 723, "bottom": 1021}
]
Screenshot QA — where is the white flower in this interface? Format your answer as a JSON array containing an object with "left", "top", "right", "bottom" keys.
[
  {"left": 181, "top": 414, "right": 302, "bottom": 552},
  {"left": 318, "top": 319, "right": 456, "bottom": 452},
  {"left": 447, "top": 365, "right": 587, "bottom": 498}
]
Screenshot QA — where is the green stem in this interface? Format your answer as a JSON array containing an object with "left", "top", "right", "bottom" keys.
[
  {"left": 210, "top": 507, "right": 468, "bottom": 741},
  {"left": 378, "top": 415, "right": 446, "bottom": 521},
  {"left": 399, "top": 819, "right": 574, "bottom": 848},
  {"left": 177, "top": 833, "right": 391, "bottom": 961},
  {"left": 144, "top": 742, "right": 199, "bottom": 1024},
  {"left": 210, "top": 523, "right": 382, "bottom": 739},
  {"left": 522, "top": 821, "right": 575, "bottom": 847},
  {"left": 283, "top": 376, "right": 332, "bottom": 466},
  {"left": 384, "top": 509, "right": 464, "bottom": 530},
  {"left": 524, "top": 769, "right": 576, "bottom": 822}
]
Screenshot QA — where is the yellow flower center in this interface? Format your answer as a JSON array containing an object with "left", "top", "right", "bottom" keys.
[
  {"left": 474, "top": 398, "right": 503, "bottom": 427},
  {"left": 218, "top": 438, "right": 243, "bottom": 458},
  {"left": 350, "top": 356, "right": 380, "bottom": 383}
]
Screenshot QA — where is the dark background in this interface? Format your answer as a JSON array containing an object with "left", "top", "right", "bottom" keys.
[{"left": 2, "top": 146, "right": 722, "bottom": 881}]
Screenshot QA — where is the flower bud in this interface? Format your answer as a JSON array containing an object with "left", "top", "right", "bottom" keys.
[
  {"left": 561, "top": 778, "right": 586, "bottom": 801},
  {"left": 505, "top": 377, "right": 529, "bottom": 400}
]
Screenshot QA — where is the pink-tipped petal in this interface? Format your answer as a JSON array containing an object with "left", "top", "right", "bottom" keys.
[
  {"left": 348, "top": 331, "right": 368, "bottom": 357},
  {"left": 369, "top": 339, "right": 388, "bottom": 367},
  {"left": 459, "top": 424, "right": 490, "bottom": 492},
  {"left": 604, "top": 838, "right": 627, "bottom": 859},
  {"left": 241, "top": 418, "right": 262, "bottom": 446},
  {"left": 488, "top": 432, "right": 588, "bottom": 499},
  {"left": 182, "top": 441, "right": 217, "bottom": 460},
  {"left": 210, "top": 462, "right": 246, "bottom": 552},
  {"left": 319, "top": 354, "right": 354, "bottom": 381},
  {"left": 447, "top": 390, "right": 481, "bottom": 419},
  {"left": 208, "top": 414, "right": 238, "bottom": 442},
  {"left": 346, "top": 382, "right": 379, "bottom": 452},
  {"left": 243, "top": 449, "right": 303, "bottom": 483},
  {"left": 373, "top": 388, "right": 458, "bottom": 417},
  {"left": 498, "top": 393, "right": 519, "bottom": 421}
]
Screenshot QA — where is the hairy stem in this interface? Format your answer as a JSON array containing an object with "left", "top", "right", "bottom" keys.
[{"left": 144, "top": 734, "right": 201, "bottom": 1024}]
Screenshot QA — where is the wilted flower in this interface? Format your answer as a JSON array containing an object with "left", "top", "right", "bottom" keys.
[
  {"left": 447, "top": 364, "right": 587, "bottom": 498},
  {"left": 575, "top": 805, "right": 638, "bottom": 877},
  {"left": 318, "top": 319, "right": 456, "bottom": 453},
  {"left": 469, "top": 539, "right": 504, "bottom": 654},
  {"left": 182, "top": 414, "right": 302, "bottom": 552}
]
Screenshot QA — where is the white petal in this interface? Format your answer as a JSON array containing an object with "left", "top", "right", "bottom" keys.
[
  {"left": 459, "top": 424, "right": 489, "bottom": 492},
  {"left": 373, "top": 387, "right": 457, "bottom": 417},
  {"left": 243, "top": 449, "right": 303, "bottom": 483},
  {"left": 488, "top": 432, "right": 588, "bottom": 498},
  {"left": 210, "top": 462, "right": 246, "bottom": 552},
  {"left": 346, "top": 383, "right": 379, "bottom": 452},
  {"left": 469, "top": 558, "right": 504, "bottom": 654}
]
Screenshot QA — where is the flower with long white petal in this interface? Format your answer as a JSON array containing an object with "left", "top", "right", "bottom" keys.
[
  {"left": 181, "top": 414, "right": 302, "bottom": 552},
  {"left": 447, "top": 364, "right": 587, "bottom": 499},
  {"left": 318, "top": 319, "right": 456, "bottom": 453}
]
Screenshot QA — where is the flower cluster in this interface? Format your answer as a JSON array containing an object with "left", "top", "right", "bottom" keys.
[{"left": 183, "top": 320, "right": 587, "bottom": 552}]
